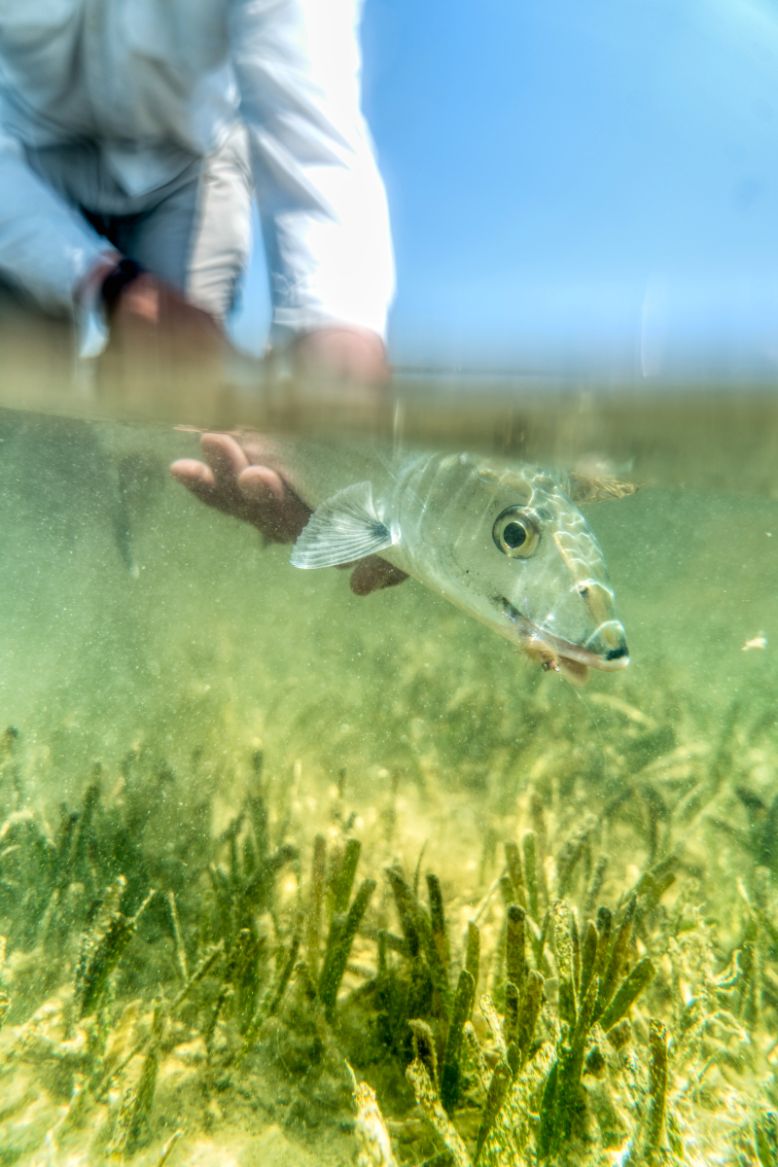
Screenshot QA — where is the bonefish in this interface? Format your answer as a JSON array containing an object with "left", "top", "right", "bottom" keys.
[{"left": 268, "top": 439, "right": 631, "bottom": 682}]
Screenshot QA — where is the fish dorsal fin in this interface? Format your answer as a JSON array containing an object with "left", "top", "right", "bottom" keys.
[{"left": 290, "top": 481, "right": 397, "bottom": 569}]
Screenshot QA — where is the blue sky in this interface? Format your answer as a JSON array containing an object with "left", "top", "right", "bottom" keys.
[{"left": 234, "top": 0, "right": 778, "bottom": 375}]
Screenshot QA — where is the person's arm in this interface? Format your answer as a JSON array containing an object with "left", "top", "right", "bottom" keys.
[
  {"left": 0, "top": 125, "right": 111, "bottom": 315},
  {"left": 228, "top": 0, "right": 395, "bottom": 349},
  {"left": 0, "top": 125, "right": 226, "bottom": 365}
]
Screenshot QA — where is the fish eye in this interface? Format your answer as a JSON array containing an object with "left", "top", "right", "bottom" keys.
[{"left": 492, "top": 507, "right": 540, "bottom": 558}]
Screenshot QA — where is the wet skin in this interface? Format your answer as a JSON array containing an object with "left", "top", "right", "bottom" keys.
[
  {"left": 168, "top": 326, "right": 407, "bottom": 596},
  {"left": 170, "top": 432, "right": 407, "bottom": 595}
]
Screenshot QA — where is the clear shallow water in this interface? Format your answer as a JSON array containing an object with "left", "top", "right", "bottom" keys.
[
  {"left": 0, "top": 374, "right": 775, "bottom": 1165},
  {"left": 0, "top": 393, "right": 774, "bottom": 769}
]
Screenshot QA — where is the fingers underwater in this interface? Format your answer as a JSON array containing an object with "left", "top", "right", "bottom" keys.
[{"left": 350, "top": 558, "right": 408, "bottom": 596}]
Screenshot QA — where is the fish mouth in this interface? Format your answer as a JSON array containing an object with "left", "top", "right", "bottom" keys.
[{"left": 497, "top": 597, "right": 630, "bottom": 682}]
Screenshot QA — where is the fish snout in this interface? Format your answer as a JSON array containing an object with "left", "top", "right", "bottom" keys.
[{"left": 584, "top": 620, "right": 630, "bottom": 669}]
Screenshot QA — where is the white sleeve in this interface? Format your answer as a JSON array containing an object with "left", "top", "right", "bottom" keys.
[
  {"left": 0, "top": 124, "right": 108, "bottom": 313},
  {"left": 228, "top": 0, "right": 395, "bottom": 343}
]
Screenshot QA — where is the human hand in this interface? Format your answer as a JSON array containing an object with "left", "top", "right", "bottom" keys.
[
  {"left": 273, "top": 325, "right": 392, "bottom": 433},
  {"left": 170, "top": 432, "right": 407, "bottom": 596},
  {"left": 291, "top": 327, "right": 389, "bottom": 385},
  {"left": 170, "top": 326, "right": 403, "bottom": 593},
  {"left": 101, "top": 273, "right": 228, "bottom": 385}
]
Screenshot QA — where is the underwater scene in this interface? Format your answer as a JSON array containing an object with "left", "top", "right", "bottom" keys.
[{"left": 0, "top": 387, "right": 776, "bottom": 1167}]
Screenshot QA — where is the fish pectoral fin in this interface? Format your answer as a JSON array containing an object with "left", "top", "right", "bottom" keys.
[{"left": 290, "top": 481, "right": 397, "bottom": 570}]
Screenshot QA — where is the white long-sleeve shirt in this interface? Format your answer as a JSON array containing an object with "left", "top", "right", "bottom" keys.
[{"left": 0, "top": 0, "right": 395, "bottom": 341}]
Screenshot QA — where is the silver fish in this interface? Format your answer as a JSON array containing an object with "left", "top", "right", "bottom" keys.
[{"left": 271, "top": 441, "right": 629, "bottom": 682}]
